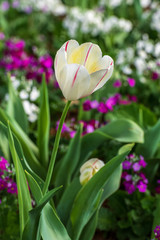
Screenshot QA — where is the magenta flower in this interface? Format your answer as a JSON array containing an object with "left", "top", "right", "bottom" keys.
[
  {"left": 139, "top": 158, "right": 147, "bottom": 168},
  {"left": 0, "top": 157, "right": 9, "bottom": 171},
  {"left": 123, "top": 181, "right": 136, "bottom": 194},
  {"left": 0, "top": 32, "right": 5, "bottom": 40},
  {"left": 125, "top": 174, "right": 132, "bottom": 181},
  {"left": 154, "top": 225, "right": 160, "bottom": 239},
  {"left": 86, "top": 125, "right": 94, "bottom": 133},
  {"left": 113, "top": 79, "right": 122, "bottom": 88},
  {"left": 7, "top": 182, "right": 17, "bottom": 194},
  {"left": 97, "top": 102, "right": 108, "bottom": 113},
  {"left": 83, "top": 100, "right": 92, "bottom": 111},
  {"left": 136, "top": 181, "right": 147, "bottom": 193},
  {"left": 132, "top": 162, "right": 141, "bottom": 172},
  {"left": 90, "top": 100, "right": 99, "bottom": 109},
  {"left": 127, "top": 78, "right": 136, "bottom": 87},
  {"left": 106, "top": 96, "right": 117, "bottom": 111},
  {"left": 128, "top": 95, "right": 137, "bottom": 102},
  {"left": 152, "top": 72, "right": 159, "bottom": 80},
  {"left": 122, "top": 160, "right": 132, "bottom": 170},
  {"left": 39, "top": 55, "right": 53, "bottom": 68},
  {"left": 1, "top": 1, "right": 10, "bottom": 11},
  {"left": 0, "top": 178, "right": 7, "bottom": 190}
]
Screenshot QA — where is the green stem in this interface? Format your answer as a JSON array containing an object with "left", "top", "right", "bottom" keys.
[{"left": 43, "top": 100, "right": 71, "bottom": 195}]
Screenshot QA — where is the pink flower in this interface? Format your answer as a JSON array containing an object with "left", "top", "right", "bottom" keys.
[
  {"left": 97, "top": 102, "right": 108, "bottom": 113},
  {"left": 132, "top": 162, "right": 141, "bottom": 172},
  {"left": 127, "top": 78, "right": 135, "bottom": 87},
  {"left": 136, "top": 181, "right": 147, "bottom": 193},
  {"left": 113, "top": 79, "right": 122, "bottom": 88}
]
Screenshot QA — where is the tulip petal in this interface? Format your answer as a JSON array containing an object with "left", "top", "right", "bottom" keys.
[
  {"left": 85, "top": 57, "right": 114, "bottom": 95},
  {"left": 67, "top": 43, "right": 102, "bottom": 71},
  {"left": 58, "top": 64, "right": 90, "bottom": 100}
]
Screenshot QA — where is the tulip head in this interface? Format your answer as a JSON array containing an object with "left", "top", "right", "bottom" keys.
[
  {"left": 80, "top": 158, "right": 105, "bottom": 185},
  {"left": 54, "top": 40, "right": 114, "bottom": 100}
]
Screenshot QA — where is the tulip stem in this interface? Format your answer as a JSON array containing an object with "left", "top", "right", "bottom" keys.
[{"left": 43, "top": 100, "right": 71, "bottom": 195}]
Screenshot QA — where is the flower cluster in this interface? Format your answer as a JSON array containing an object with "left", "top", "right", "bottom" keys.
[
  {"left": 121, "top": 154, "right": 148, "bottom": 194},
  {"left": 0, "top": 157, "right": 17, "bottom": 199},
  {"left": 0, "top": 38, "right": 53, "bottom": 83},
  {"left": 56, "top": 119, "right": 105, "bottom": 138},
  {"left": 154, "top": 225, "right": 160, "bottom": 240},
  {"left": 83, "top": 93, "right": 137, "bottom": 114},
  {"left": 63, "top": 7, "right": 132, "bottom": 38}
]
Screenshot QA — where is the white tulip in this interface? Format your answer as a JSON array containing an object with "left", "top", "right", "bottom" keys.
[
  {"left": 54, "top": 40, "right": 114, "bottom": 100},
  {"left": 80, "top": 158, "right": 105, "bottom": 185}
]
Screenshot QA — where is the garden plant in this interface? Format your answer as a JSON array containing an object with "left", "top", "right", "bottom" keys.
[{"left": 0, "top": 0, "right": 160, "bottom": 240}]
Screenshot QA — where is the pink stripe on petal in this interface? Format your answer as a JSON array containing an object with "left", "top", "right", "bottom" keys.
[
  {"left": 72, "top": 66, "right": 81, "bottom": 87},
  {"left": 95, "top": 69, "right": 108, "bottom": 88},
  {"left": 65, "top": 41, "right": 69, "bottom": 52},
  {"left": 84, "top": 44, "right": 93, "bottom": 66}
]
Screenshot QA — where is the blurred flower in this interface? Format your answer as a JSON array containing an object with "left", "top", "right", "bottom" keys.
[
  {"left": 0, "top": 157, "right": 9, "bottom": 171},
  {"left": 80, "top": 158, "right": 105, "bottom": 185},
  {"left": 122, "top": 154, "right": 148, "bottom": 194},
  {"left": 154, "top": 225, "right": 160, "bottom": 239},
  {"left": 1, "top": 1, "right": 10, "bottom": 11},
  {"left": 54, "top": 40, "right": 114, "bottom": 100},
  {"left": 152, "top": 72, "right": 159, "bottom": 80},
  {"left": 7, "top": 182, "right": 17, "bottom": 194},
  {"left": 98, "top": 102, "right": 108, "bottom": 113},
  {"left": 83, "top": 100, "right": 92, "bottom": 111},
  {"left": 0, "top": 32, "right": 5, "bottom": 40},
  {"left": 90, "top": 100, "right": 99, "bottom": 109},
  {"left": 113, "top": 79, "right": 122, "bottom": 88},
  {"left": 127, "top": 78, "right": 135, "bottom": 87}
]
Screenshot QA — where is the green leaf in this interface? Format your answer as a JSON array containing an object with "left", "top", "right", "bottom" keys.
[
  {"left": 136, "top": 119, "right": 160, "bottom": 159},
  {"left": 40, "top": 203, "right": 71, "bottom": 240},
  {"left": 79, "top": 119, "right": 143, "bottom": 168},
  {"left": 0, "top": 121, "right": 44, "bottom": 188},
  {"left": 55, "top": 125, "right": 82, "bottom": 190},
  {"left": 22, "top": 186, "right": 62, "bottom": 240},
  {"left": 57, "top": 178, "right": 81, "bottom": 226},
  {"left": 7, "top": 124, "right": 32, "bottom": 238},
  {"left": 79, "top": 209, "right": 99, "bottom": 240},
  {"left": 106, "top": 103, "right": 157, "bottom": 129},
  {"left": 70, "top": 144, "right": 133, "bottom": 240},
  {"left": 6, "top": 74, "right": 28, "bottom": 133},
  {"left": 0, "top": 109, "right": 45, "bottom": 178},
  {"left": 37, "top": 77, "right": 50, "bottom": 168}
]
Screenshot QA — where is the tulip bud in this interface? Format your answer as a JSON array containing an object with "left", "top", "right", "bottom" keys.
[
  {"left": 80, "top": 158, "right": 105, "bottom": 185},
  {"left": 54, "top": 40, "right": 114, "bottom": 100}
]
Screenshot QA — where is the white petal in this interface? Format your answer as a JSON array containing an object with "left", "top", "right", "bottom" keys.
[
  {"left": 67, "top": 43, "right": 102, "bottom": 71},
  {"left": 85, "top": 59, "right": 114, "bottom": 95},
  {"left": 58, "top": 64, "right": 90, "bottom": 100}
]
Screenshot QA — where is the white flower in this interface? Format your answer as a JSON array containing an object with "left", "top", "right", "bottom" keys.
[
  {"left": 54, "top": 40, "right": 114, "bottom": 100},
  {"left": 80, "top": 158, "right": 105, "bottom": 185},
  {"left": 30, "top": 87, "right": 40, "bottom": 101}
]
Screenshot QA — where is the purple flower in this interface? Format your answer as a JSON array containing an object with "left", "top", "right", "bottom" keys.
[
  {"left": 119, "top": 99, "right": 131, "bottom": 105},
  {"left": 12, "top": 0, "right": 19, "bottom": 8},
  {"left": 0, "top": 157, "right": 9, "bottom": 171},
  {"left": 1, "top": 1, "right": 10, "bottom": 11},
  {"left": 113, "top": 79, "right": 122, "bottom": 88},
  {"left": 70, "top": 131, "right": 76, "bottom": 138},
  {"left": 128, "top": 95, "right": 137, "bottom": 102},
  {"left": 90, "top": 100, "right": 99, "bottom": 109},
  {"left": 154, "top": 225, "right": 160, "bottom": 239},
  {"left": 136, "top": 181, "right": 147, "bottom": 193},
  {"left": 39, "top": 55, "right": 53, "bottom": 68},
  {"left": 122, "top": 160, "right": 132, "bottom": 170},
  {"left": 0, "top": 178, "right": 7, "bottom": 190},
  {"left": 83, "top": 100, "right": 92, "bottom": 111},
  {"left": 7, "top": 182, "right": 17, "bottom": 194},
  {"left": 125, "top": 174, "right": 132, "bottom": 181},
  {"left": 0, "top": 32, "right": 5, "bottom": 40},
  {"left": 139, "top": 158, "right": 147, "bottom": 168},
  {"left": 86, "top": 125, "right": 94, "bottom": 133},
  {"left": 132, "top": 162, "right": 141, "bottom": 172},
  {"left": 106, "top": 96, "right": 117, "bottom": 111},
  {"left": 157, "top": 180, "right": 160, "bottom": 184},
  {"left": 152, "top": 72, "right": 159, "bottom": 80},
  {"left": 127, "top": 78, "right": 136, "bottom": 87},
  {"left": 155, "top": 185, "right": 160, "bottom": 194},
  {"left": 97, "top": 102, "right": 108, "bottom": 113},
  {"left": 121, "top": 171, "right": 128, "bottom": 179},
  {"left": 123, "top": 181, "right": 136, "bottom": 194},
  {"left": 56, "top": 121, "right": 70, "bottom": 133}
]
